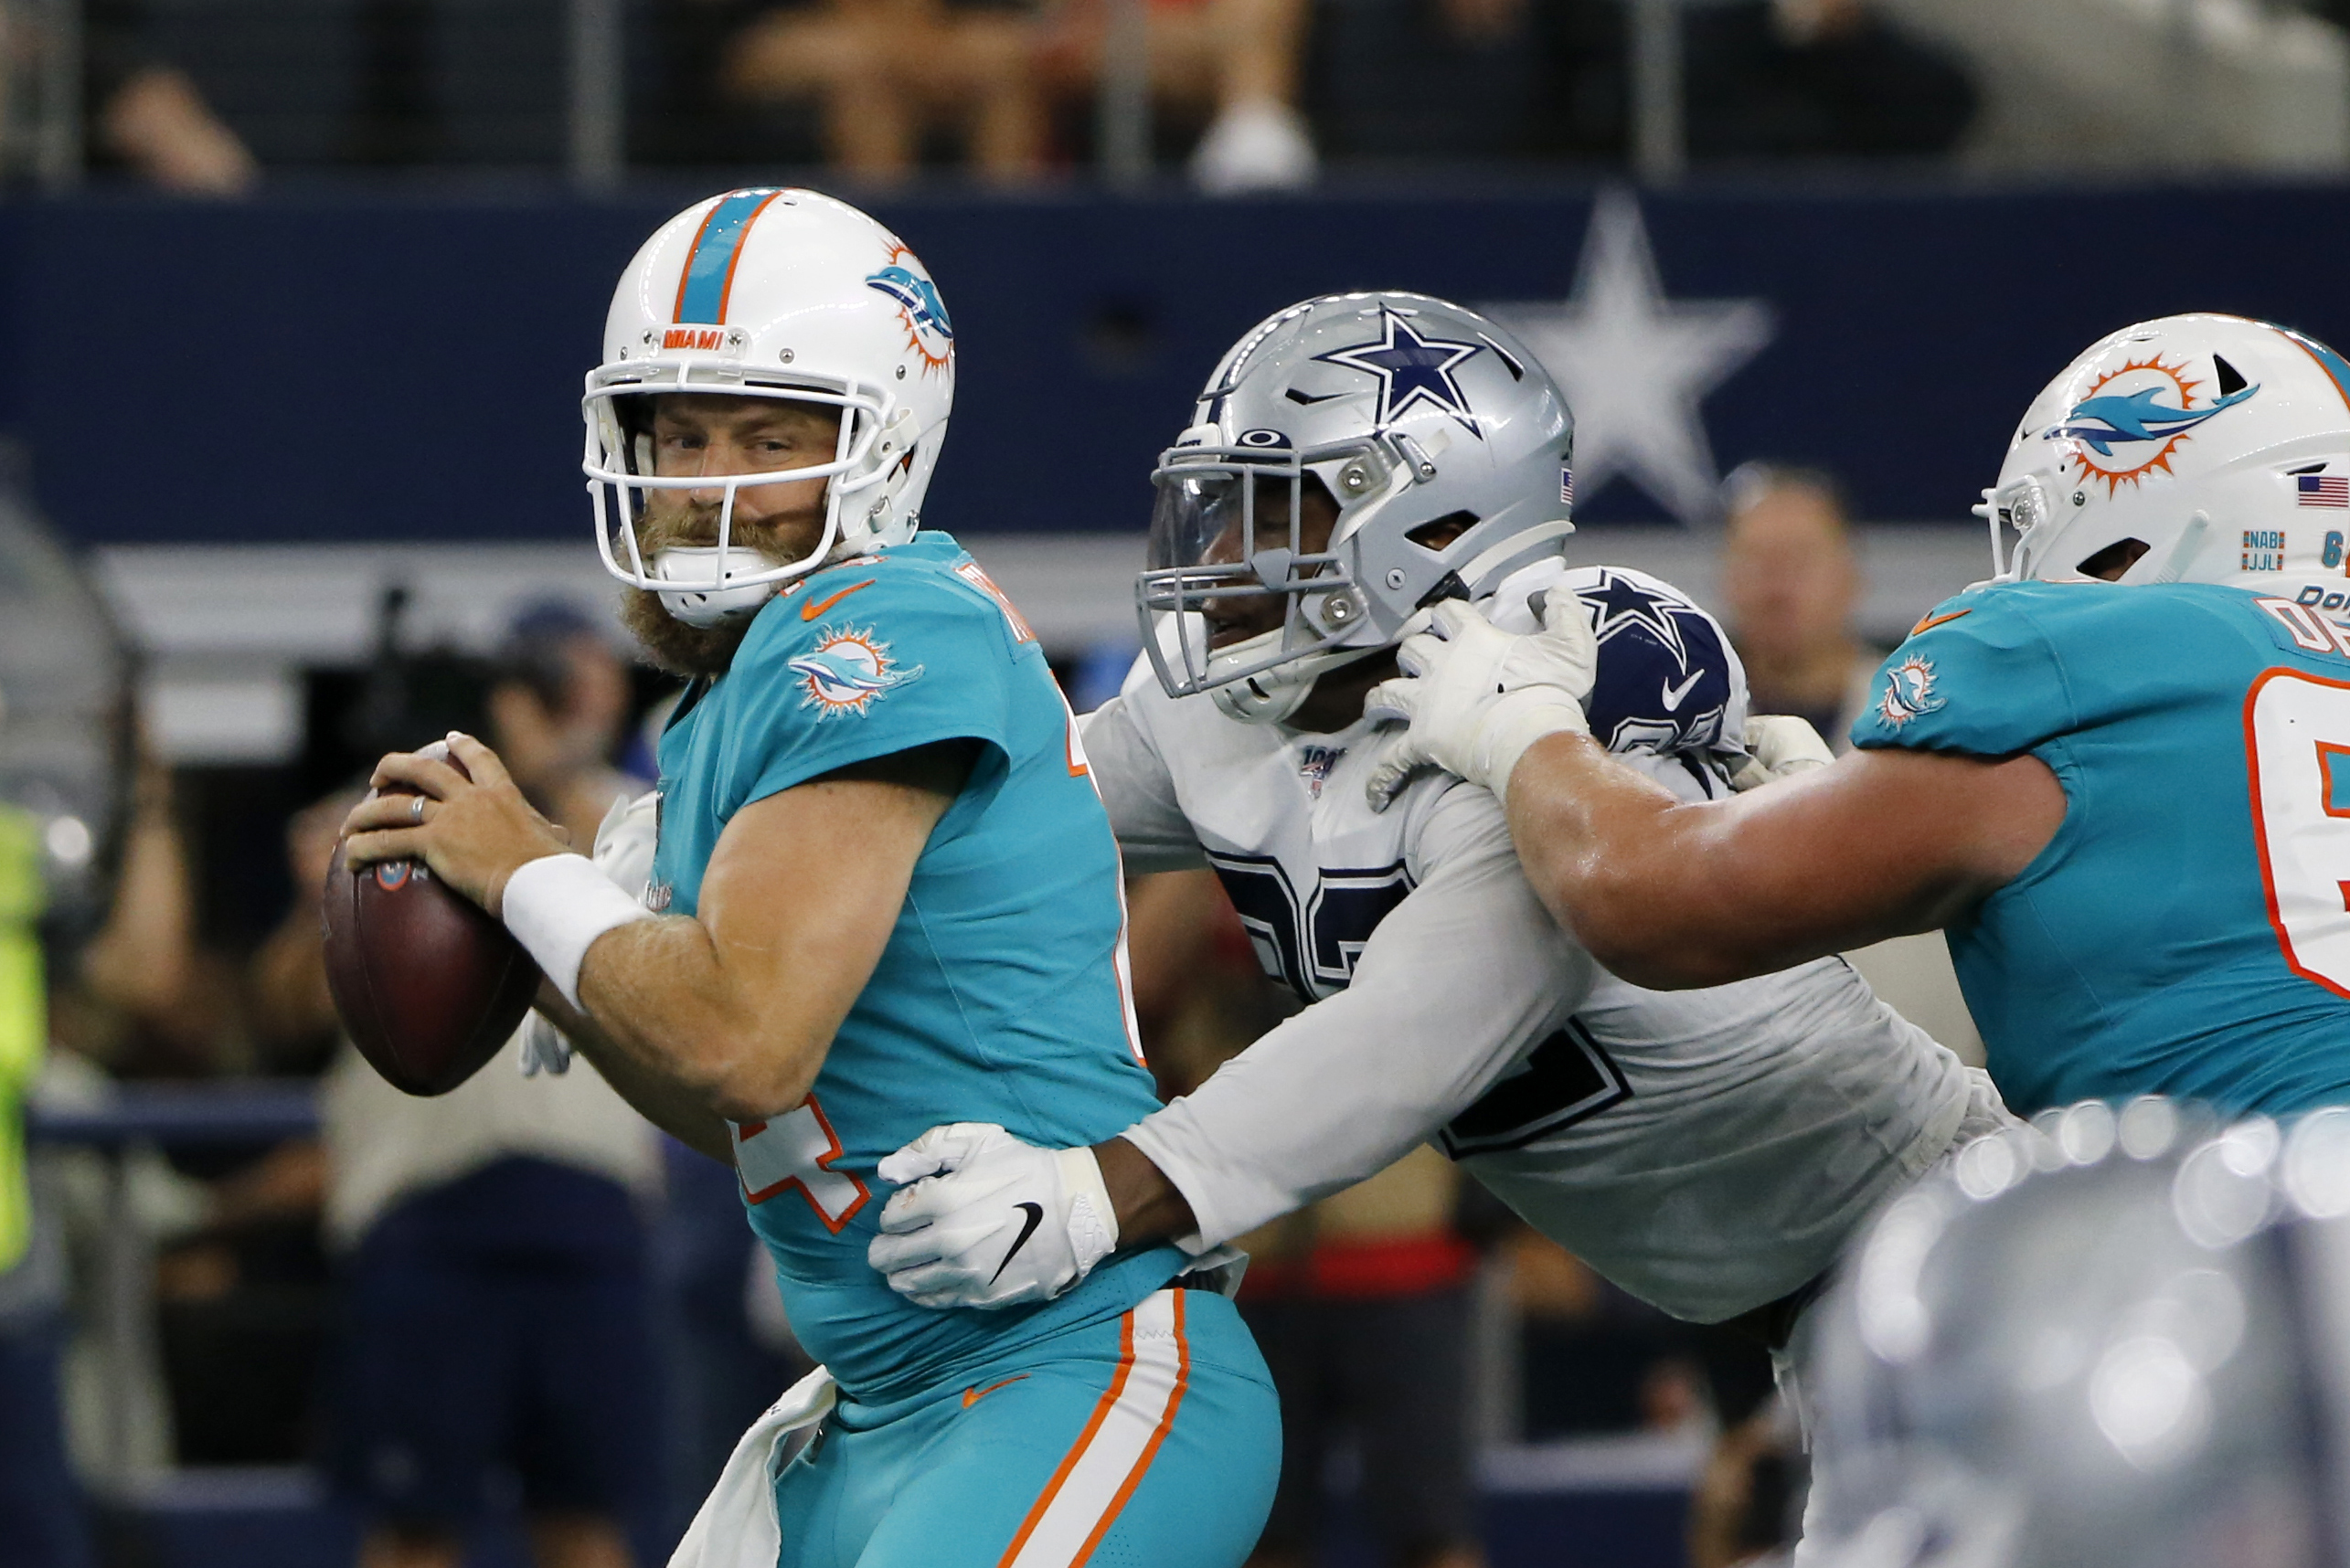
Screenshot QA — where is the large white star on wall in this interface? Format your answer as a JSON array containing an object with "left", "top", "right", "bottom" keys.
[{"left": 1484, "top": 189, "right": 1775, "bottom": 526}]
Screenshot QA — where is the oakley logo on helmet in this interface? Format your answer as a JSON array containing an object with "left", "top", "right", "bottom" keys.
[
  {"left": 2043, "top": 355, "right": 2260, "bottom": 496},
  {"left": 1313, "top": 307, "right": 1487, "bottom": 435},
  {"left": 865, "top": 256, "right": 954, "bottom": 373}
]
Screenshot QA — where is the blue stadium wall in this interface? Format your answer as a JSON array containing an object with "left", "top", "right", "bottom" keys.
[{"left": 6, "top": 179, "right": 2348, "bottom": 547}]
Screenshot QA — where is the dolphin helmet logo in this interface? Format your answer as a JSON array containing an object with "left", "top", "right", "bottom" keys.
[
  {"left": 865, "top": 250, "right": 954, "bottom": 373},
  {"left": 788, "top": 626, "right": 923, "bottom": 717},
  {"left": 2044, "top": 355, "right": 2259, "bottom": 495}
]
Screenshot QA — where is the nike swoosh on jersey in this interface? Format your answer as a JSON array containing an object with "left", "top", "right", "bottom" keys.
[
  {"left": 801, "top": 579, "right": 876, "bottom": 621},
  {"left": 1660, "top": 670, "right": 1706, "bottom": 711},
  {"left": 991, "top": 1201, "right": 1046, "bottom": 1283},
  {"left": 1909, "top": 608, "right": 1973, "bottom": 637},
  {"left": 962, "top": 1373, "right": 1030, "bottom": 1409}
]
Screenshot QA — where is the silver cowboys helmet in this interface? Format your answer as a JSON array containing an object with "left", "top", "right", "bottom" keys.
[
  {"left": 1804, "top": 1099, "right": 2350, "bottom": 1568},
  {"left": 1140, "top": 291, "right": 1576, "bottom": 724}
]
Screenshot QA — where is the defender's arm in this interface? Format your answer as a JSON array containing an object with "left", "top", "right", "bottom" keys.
[
  {"left": 1077, "top": 696, "right": 1206, "bottom": 874},
  {"left": 345, "top": 736, "right": 973, "bottom": 1125},
  {"left": 869, "top": 787, "right": 1596, "bottom": 1307},
  {"left": 1500, "top": 738, "right": 2064, "bottom": 991}
]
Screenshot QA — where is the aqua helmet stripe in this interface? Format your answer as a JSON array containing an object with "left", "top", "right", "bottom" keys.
[{"left": 672, "top": 188, "right": 787, "bottom": 325}]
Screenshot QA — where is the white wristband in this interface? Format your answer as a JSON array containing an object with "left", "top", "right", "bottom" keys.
[
  {"left": 1056, "top": 1144, "right": 1120, "bottom": 1256},
  {"left": 501, "top": 853, "right": 656, "bottom": 1011}
]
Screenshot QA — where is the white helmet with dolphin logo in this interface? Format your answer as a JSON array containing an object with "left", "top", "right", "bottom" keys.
[
  {"left": 1982, "top": 313, "right": 2350, "bottom": 614},
  {"left": 583, "top": 187, "right": 956, "bottom": 626}
]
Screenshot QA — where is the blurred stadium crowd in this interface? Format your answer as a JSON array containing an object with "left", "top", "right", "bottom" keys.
[{"left": 30, "top": 0, "right": 2350, "bottom": 192}]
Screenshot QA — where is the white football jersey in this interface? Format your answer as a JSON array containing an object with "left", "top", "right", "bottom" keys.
[{"left": 1090, "top": 578, "right": 1981, "bottom": 1324}]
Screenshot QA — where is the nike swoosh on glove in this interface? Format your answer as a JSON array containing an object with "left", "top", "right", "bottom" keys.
[
  {"left": 867, "top": 1123, "right": 1119, "bottom": 1309},
  {"left": 1727, "top": 715, "right": 1836, "bottom": 792},
  {"left": 1362, "top": 594, "right": 1599, "bottom": 812}
]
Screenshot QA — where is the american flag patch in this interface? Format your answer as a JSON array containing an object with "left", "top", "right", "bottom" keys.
[
  {"left": 2301, "top": 474, "right": 2350, "bottom": 507},
  {"left": 1561, "top": 466, "right": 1575, "bottom": 506}
]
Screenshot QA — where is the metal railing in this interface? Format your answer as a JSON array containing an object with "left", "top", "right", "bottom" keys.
[{"left": 28, "top": 1082, "right": 319, "bottom": 1492}]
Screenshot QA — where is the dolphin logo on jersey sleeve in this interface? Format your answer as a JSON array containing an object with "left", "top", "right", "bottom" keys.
[
  {"left": 1875, "top": 653, "right": 1945, "bottom": 729},
  {"left": 787, "top": 626, "right": 923, "bottom": 717}
]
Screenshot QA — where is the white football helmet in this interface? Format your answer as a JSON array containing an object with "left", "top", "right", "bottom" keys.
[
  {"left": 1981, "top": 313, "right": 2350, "bottom": 613},
  {"left": 583, "top": 187, "right": 956, "bottom": 626},
  {"left": 1140, "top": 291, "right": 1575, "bottom": 724}
]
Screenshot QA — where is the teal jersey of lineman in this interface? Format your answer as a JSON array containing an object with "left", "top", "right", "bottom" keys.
[
  {"left": 1849, "top": 578, "right": 2350, "bottom": 1118},
  {"left": 649, "top": 532, "right": 1184, "bottom": 1401}
]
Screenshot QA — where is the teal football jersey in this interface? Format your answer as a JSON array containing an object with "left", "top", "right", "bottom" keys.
[
  {"left": 1850, "top": 579, "right": 2350, "bottom": 1118},
  {"left": 650, "top": 532, "right": 1184, "bottom": 1401}
]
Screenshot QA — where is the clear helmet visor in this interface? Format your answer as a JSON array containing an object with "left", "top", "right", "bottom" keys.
[{"left": 1137, "top": 447, "right": 1374, "bottom": 704}]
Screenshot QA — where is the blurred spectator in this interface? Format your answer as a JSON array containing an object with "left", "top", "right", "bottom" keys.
[
  {"left": 1032, "top": 0, "right": 1315, "bottom": 189},
  {"left": 299, "top": 610, "right": 664, "bottom": 1568},
  {"left": 1719, "top": 462, "right": 1874, "bottom": 750},
  {"left": 652, "top": 1139, "right": 805, "bottom": 1543},
  {"left": 1684, "top": 0, "right": 1977, "bottom": 162},
  {"left": 1718, "top": 461, "right": 1987, "bottom": 1065},
  {"left": 1130, "top": 870, "right": 1483, "bottom": 1568},
  {"left": 87, "top": 0, "right": 259, "bottom": 192},
  {"left": 1510, "top": 1232, "right": 1770, "bottom": 1441},
  {"left": 1686, "top": 1396, "right": 1802, "bottom": 1568},
  {"left": 0, "top": 804, "right": 92, "bottom": 1568},
  {"left": 1236, "top": 1149, "right": 1487, "bottom": 1568},
  {"left": 486, "top": 603, "right": 643, "bottom": 841},
  {"left": 718, "top": 0, "right": 1049, "bottom": 181},
  {"left": 64, "top": 756, "right": 239, "bottom": 1077}
]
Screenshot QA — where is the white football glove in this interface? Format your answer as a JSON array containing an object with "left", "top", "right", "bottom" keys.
[
  {"left": 1727, "top": 715, "right": 1835, "bottom": 792},
  {"left": 867, "top": 1123, "right": 1119, "bottom": 1309},
  {"left": 1363, "top": 594, "right": 1599, "bottom": 812}
]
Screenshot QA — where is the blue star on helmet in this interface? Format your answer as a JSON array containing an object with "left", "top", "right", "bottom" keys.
[
  {"left": 1579, "top": 568, "right": 1689, "bottom": 662},
  {"left": 1313, "top": 309, "right": 1486, "bottom": 434}
]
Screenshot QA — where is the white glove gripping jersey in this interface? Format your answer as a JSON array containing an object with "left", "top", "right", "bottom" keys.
[{"left": 1090, "top": 571, "right": 1980, "bottom": 1325}]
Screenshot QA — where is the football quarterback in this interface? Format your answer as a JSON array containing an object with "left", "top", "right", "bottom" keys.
[
  {"left": 1373, "top": 312, "right": 2350, "bottom": 1122},
  {"left": 339, "top": 188, "right": 1280, "bottom": 1568},
  {"left": 866, "top": 291, "right": 2008, "bottom": 1360}
]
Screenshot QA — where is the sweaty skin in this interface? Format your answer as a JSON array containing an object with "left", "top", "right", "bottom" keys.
[
  {"left": 340, "top": 392, "right": 973, "bottom": 1162},
  {"left": 1495, "top": 740, "right": 2066, "bottom": 991},
  {"left": 1487, "top": 554, "right": 2151, "bottom": 990}
]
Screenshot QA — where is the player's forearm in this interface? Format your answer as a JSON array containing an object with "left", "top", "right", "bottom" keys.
[
  {"left": 1501, "top": 732, "right": 1749, "bottom": 987},
  {"left": 1091, "top": 1136, "right": 1198, "bottom": 1247},
  {"left": 533, "top": 982, "right": 735, "bottom": 1162},
  {"left": 574, "top": 916, "right": 837, "bottom": 1124},
  {"left": 1502, "top": 736, "right": 2035, "bottom": 988}
]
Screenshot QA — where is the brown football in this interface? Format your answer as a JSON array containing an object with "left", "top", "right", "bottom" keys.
[{"left": 322, "top": 779, "right": 543, "bottom": 1096}]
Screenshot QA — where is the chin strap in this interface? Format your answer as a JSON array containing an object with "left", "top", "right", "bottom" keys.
[
  {"left": 1208, "top": 633, "right": 1387, "bottom": 726},
  {"left": 653, "top": 548, "right": 782, "bottom": 628}
]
